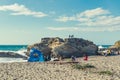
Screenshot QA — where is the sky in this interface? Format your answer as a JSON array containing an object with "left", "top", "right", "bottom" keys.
[{"left": 0, "top": 0, "right": 120, "bottom": 45}]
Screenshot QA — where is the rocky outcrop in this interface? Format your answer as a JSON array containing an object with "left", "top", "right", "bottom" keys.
[
  {"left": 110, "top": 40, "right": 120, "bottom": 50},
  {"left": 27, "top": 37, "right": 98, "bottom": 59},
  {"left": 0, "top": 52, "right": 27, "bottom": 59}
]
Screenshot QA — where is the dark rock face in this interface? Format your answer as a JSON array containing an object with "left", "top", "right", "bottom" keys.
[
  {"left": 27, "top": 43, "right": 51, "bottom": 57},
  {"left": 0, "top": 52, "right": 27, "bottom": 59},
  {"left": 27, "top": 37, "right": 98, "bottom": 58}
]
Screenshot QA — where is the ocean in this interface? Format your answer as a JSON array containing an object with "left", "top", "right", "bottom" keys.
[
  {"left": 0, "top": 45, "right": 28, "bottom": 63},
  {"left": 0, "top": 45, "right": 111, "bottom": 51},
  {"left": 0, "top": 45, "right": 111, "bottom": 63},
  {"left": 0, "top": 45, "right": 27, "bottom": 51},
  {"left": 98, "top": 45, "right": 112, "bottom": 48}
]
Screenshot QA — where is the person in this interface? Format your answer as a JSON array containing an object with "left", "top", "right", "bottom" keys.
[
  {"left": 71, "top": 35, "right": 74, "bottom": 38},
  {"left": 71, "top": 55, "right": 76, "bottom": 62},
  {"left": 69, "top": 35, "right": 70, "bottom": 38},
  {"left": 83, "top": 53, "right": 88, "bottom": 61},
  {"left": 118, "top": 51, "right": 120, "bottom": 55},
  {"left": 107, "top": 49, "right": 111, "bottom": 55}
]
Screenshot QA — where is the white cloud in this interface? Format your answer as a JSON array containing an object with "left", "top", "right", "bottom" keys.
[
  {"left": 47, "top": 26, "right": 120, "bottom": 32},
  {"left": 56, "top": 8, "right": 120, "bottom": 31},
  {"left": 56, "top": 8, "right": 110, "bottom": 22},
  {"left": 56, "top": 16, "right": 75, "bottom": 22},
  {"left": 47, "top": 27, "right": 78, "bottom": 31},
  {"left": 78, "top": 15, "right": 120, "bottom": 26},
  {"left": 77, "top": 8, "right": 110, "bottom": 18},
  {"left": 0, "top": 3, "right": 47, "bottom": 18}
]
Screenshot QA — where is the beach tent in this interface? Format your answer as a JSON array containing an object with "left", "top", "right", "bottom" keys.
[{"left": 28, "top": 48, "right": 44, "bottom": 62}]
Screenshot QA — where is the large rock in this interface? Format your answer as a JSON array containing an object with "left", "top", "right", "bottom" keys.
[
  {"left": 27, "top": 37, "right": 98, "bottom": 59},
  {"left": 0, "top": 52, "right": 27, "bottom": 59},
  {"left": 110, "top": 40, "right": 120, "bottom": 50}
]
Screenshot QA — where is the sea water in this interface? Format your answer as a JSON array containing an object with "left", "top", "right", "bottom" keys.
[
  {"left": 0, "top": 45, "right": 111, "bottom": 63},
  {"left": 0, "top": 45, "right": 28, "bottom": 63},
  {"left": 0, "top": 45, "right": 27, "bottom": 51},
  {"left": 98, "top": 45, "right": 112, "bottom": 48}
]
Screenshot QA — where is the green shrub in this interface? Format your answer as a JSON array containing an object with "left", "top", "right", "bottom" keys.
[
  {"left": 99, "top": 71, "right": 113, "bottom": 75},
  {"left": 73, "top": 64, "right": 84, "bottom": 70},
  {"left": 73, "top": 64, "right": 95, "bottom": 70},
  {"left": 83, "top": 64, "right": 95, "bottom": 68}
]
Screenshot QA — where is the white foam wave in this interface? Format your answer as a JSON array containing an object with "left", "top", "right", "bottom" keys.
[
  {"left": 0, "top": 49, "right": 28, "bottom": 57},
  {"left": 98, "top": 45, "right": 104, "bottom": 49},
  {"left": 0, "top": 50, "right": 15, "bottom": 53},
  {"left": 15, "top": 49, "right": 28, "bottom": 57},
  {"left": 0, "top": 58, "right": 27, "bottom": 63},
  {"left": 98, "top": 45, "right": 107, "bottom": 49},
  {"left": 0, "top": 48, "right": 28, "bottom": 63}
]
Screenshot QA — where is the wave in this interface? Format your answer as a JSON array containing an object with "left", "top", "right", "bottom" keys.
[
  {"left": 15, "top": 49, "right": 28, "bottom": 57},
  {"left": 98, "top": 45, "right": 112, "bottom": 49},
  {"left": 0, "top": 48, "right": 28, "bottom": 57},
  {"left": 0, "top": 58, "right": 27, "bottom": 63},
  {"left": 0, "top": 48, "right": 28, "bottom": 63}
]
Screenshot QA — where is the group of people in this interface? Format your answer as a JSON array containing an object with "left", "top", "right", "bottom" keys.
[
  {"left": 69, "top": 35, "right": 74, "bottom": 38},
  {"left": 71, "top": 54, "right": 88, "bottom": 62},
  {"left": 101, "top": 49, "right": 120, "bottom": 56}
]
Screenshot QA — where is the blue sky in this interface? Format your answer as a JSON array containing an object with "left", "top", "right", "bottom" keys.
[{"left": 0, "top": 0, "right": 120, "bottom": 45}]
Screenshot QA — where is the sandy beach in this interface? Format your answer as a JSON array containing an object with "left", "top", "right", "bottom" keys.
[{"left": 0, "top": 55, "right": 120, "bottom": 80}]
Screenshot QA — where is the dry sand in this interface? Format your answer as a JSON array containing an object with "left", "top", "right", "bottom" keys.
[{"left": 0, "top": 55, "right": 120, "bottom": 80}]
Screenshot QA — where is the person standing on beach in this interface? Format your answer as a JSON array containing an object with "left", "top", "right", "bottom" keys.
[
  {"left": 71, "top": 55, "right": 76, "bottom": 62},
  {"left": 117, "top": 51, "right": 120, "bottom": 55},
  {"left": 83, "top": 53, "right": 88, "bottom": 61}
]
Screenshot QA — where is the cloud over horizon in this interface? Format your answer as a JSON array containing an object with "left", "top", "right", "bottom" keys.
[
  {"left": 0, "top": 3, "right": 47, "bottom": 18},
  {"left": 0, "top": 4, "right": 120, "bottom": 32},
  {"left": 47, "top": 26, "right": 120, "bottom": 32},
  {"left": 55, "top": 8, "right": 120, "bottom": 32}
]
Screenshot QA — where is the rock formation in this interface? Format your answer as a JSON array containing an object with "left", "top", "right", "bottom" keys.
[
  {"left": 110, "top": 40, "right": 120, "bottom": 50},
  {"left": 0, "top": 52, "right": 27, "bottom": 59},
  {"left": 27, "top": 37, "right": 98, "bottom": 59}
]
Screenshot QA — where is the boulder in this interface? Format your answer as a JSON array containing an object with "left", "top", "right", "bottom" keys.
[
  {"left": 110, "top": 40, "right": 120, "bottom": 50},
  {"left": 0, "top": 52, "right": 27, "bottom": 59},
  {"left": 27, "top": 37, "right": 98, "bottom": 59},
  {"left": 27, "top": 43, "right": 51, "bottom": 57}
]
